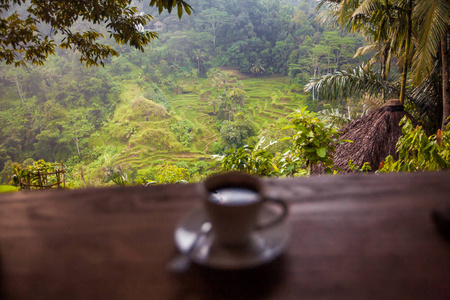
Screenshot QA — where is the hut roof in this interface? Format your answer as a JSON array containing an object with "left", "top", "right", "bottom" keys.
[{"left": 312, "top": 101, "right": 418, "bottom": 175}]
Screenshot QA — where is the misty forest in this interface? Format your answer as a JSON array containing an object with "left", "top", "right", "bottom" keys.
[{"left": 1, "top": 0, "right": 449, "bottom": 190}]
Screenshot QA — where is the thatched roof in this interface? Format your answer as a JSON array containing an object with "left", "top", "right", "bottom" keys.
[{"left": 312, "top": 100, "right": 418, "bottom": 175}]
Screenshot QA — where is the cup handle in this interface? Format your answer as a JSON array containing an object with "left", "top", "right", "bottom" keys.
[{"left": 255, "top": 197, "right": 288, "bottom": 230}]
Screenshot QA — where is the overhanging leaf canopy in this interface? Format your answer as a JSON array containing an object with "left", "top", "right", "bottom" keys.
[{"left": 0, "top": 0, "right": 192, "bottom": 66}]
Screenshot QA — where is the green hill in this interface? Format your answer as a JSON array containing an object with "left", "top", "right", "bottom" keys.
[{"left": 92, "top": 71, "right": 307, "bottom": 183}]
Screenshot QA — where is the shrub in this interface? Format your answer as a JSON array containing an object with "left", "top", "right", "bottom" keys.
[
  {"left": 170, "top": 119, "right": 195, "bottom": 146},
  {"left": 130, "top": 96, "right": 167, "bottom": 120},
  {"left": 142, "top": 84, "right": 169, "bottom": 109},
  {"left": 133, "top": 128, "right": 183, "bottom": 152},
  {"left": 379, "top": 117, "right": 450, "bottom": 172},
  {"left": 215, "top": 137, "right": 278, "bottom": 176},
  {"left": 155, "top": 163, "right": 190, "bottom": 184},
  {"left": 0, "top": 185, "right": 19, "bottom": 193},
  {"left": 282, "top": 107, "right": 346, "bottom": 174}
]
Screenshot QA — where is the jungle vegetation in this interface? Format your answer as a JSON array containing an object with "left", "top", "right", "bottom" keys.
[{"left": 0, "top": 0, "right": 448, "bottom": 188}]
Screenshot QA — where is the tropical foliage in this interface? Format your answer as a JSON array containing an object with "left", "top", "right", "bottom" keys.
[
  {"left": 155, "top": 163, "right": 190, "bottom": 184},
  {"left": 305, "top": 63, "right": 398, "bottom": 103},
  {"left": 0, "top": 0, "right": 192, "bottom": 66},
  {"left": 1, "top": 0, "right": 448, "bottom": 190},
  {"left": 282, "top": 108, "right": 344, "bottom": 174},
  {"left": 310, "top": 0, "right": 450, "bottom": 131},
  {"left": 379, "top": 117, "right": 450, "bottom": 172},
  {"left": 218, "top": 108, "right": 350, "bottom": 176},
  {"left": 217, "top": 137, "right": 278, "bottom": 176}
]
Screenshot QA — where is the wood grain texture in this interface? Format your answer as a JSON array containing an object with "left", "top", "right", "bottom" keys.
[{"left": 0, "top": 172, "right": 449, "bottom": 300}]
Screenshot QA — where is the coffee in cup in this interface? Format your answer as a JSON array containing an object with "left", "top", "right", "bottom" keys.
[
  {"left": 203, "top": 172, "right": 288, "bottom": 247},
  {"left": 209, "top": 187, "right": 260, "bottom": 205}
]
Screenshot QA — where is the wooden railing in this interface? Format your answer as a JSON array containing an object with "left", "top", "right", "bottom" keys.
[
  {"left": 19, "top": 168, "right": 65, "bottom": 190},
  {"left": 0, "top": 172, "right": 449, "bottom": 299}
]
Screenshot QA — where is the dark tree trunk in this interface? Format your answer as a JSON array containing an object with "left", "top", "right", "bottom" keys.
[
  {"left": 442, "top": 30, "right": 449, "bottom": 130},
  {"left": 80, "top": 166, "right": 86, "bottom": 187},
  {"left": 399, "top": 0, "right": 413, "bottom": 104}
]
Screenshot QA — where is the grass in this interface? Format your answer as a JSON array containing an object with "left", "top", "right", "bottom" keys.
[{"left": 0, "top": 185, "right": 19, "bottom": 193}]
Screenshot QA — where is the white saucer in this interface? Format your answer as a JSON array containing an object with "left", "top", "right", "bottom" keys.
[{"left": 174, "top": 206, "right": 291, "bottom": 270}]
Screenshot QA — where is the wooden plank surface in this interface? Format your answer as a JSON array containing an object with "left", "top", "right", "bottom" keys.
[{"left": 0, "top": 172, "right": 449, "bottom": 300}]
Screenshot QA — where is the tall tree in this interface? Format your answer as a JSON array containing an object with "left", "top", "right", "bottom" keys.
[
  {"left": 198, "top": 8, "right": 230, "bottom": 48},
  {"left": 192, "top": 48, "right": 206, "bottom": 76},
  {"left": 412, "top": 0, "right": 450, "bottom": 128},
  {"left": 250, "top": 58, "right": 265, "bottom": 75},
  {"left": 442, "top": 31, "right": 449, "bottom": 129},
  {"left": 399, "top": 0, "right": 413, "bottom": 104},
  {"left": 312, "top": 0, "right": 450, "bottom": 129},
  {"left": 59, "top": 111, "right": 94, "bottom": 157}
]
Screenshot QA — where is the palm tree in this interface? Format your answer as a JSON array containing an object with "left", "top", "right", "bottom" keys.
[
  {"left": 339, "top": 0, "right": 411, "bottom": 103},
  {"left": 229, "top": 88, "right": 248, "bottom": 109},
  {"left": 441, "top": 31, "right": 449, "bottom": 129},
  {"left": 192, "top": 48, "right": 205, "bottom": 76},
  {"left": 316, "top": 0, "right": 407, "bottom": 101},
  {"left": 208, "top": 69, "right": 229, "bottom": 91},
  {"left": 250, "top": 58, "right": 265, "bottom": 76},
  {"left": 411, "top": 0, "right": 449, "bottom": 84},
  {"left": 312, "top": 0, "right": 450, "bottom": 130},
  {"left": 412, "top": 0, "right": 449, "bottom": 129},
  {"left": 209, "top": 96, "right": 221, "bottom": 115},
  {"left": 399, "top": 0, "right": 413, "bottom": 104}
]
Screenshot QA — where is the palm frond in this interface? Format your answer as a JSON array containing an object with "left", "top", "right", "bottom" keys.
[
  {"left": 319, "top": 105, "right": 369, "bottom": 128},
  {"left": 354, "top": 43, "right": 377, "bottom": 58},
  {"left": 315, "top": 0, "right": 342, "bottom": 11},
  {"left": 352, "top": 0, "right": 383, "bottom": 19},
  {"left": 363, "top": 94, "right": 384, "bottom": 110},
  {"left": 336, "top": 0, "right": 362, "bottom": 29},
  {"left": 316, "top": 9, "right": 339, "bottom": 26},
  {"left": 408, "top": 59, "right": 443, "bottom": 133},
  {"left": 411, "top": 0, "right": 450, "bottom": 85},
  {"left": 304, "top": 63, "right": 399, "bottom": 102},
  {"left": 316, "top": 0, "right": 362, "bottom": 30}
]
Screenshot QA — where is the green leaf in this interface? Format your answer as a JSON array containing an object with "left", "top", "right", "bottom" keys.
[
  {"left": 317, "top": 148, "right": 326, "bottom": 158},
  {"left": 177, "top": 4, "right": 182, "bottom": 18},
  {"left": 341, "top": 139, "right": 353, "bottom": 143},
  {"left": 324, "top": 167, "right": 333, "bottom": 175}
]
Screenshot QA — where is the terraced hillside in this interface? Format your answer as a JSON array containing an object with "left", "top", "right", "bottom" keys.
[{"left": 100, "top": 72, "right": 308, "bottom": 175}]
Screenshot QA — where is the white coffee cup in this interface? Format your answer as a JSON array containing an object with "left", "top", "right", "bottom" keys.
[{"left": 203, "top": 172, "right": 288, "bottom": 247}]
